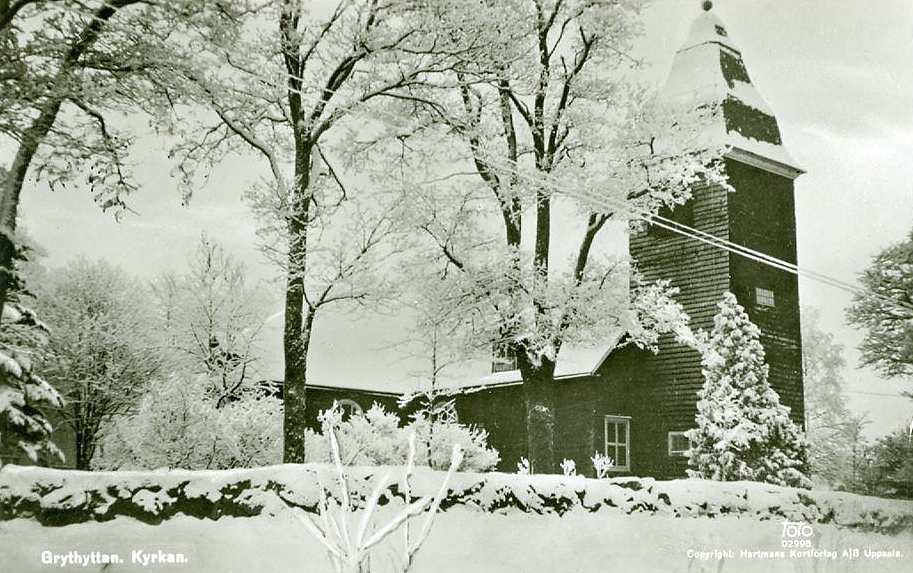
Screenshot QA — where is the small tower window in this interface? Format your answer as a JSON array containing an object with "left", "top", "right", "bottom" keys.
[{"left": 755, "top": 287, "right": 776, "bottom": 308}]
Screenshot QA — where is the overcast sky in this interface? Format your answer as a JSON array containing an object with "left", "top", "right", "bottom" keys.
[{"left": 16, "top": 0, "right": 913, "bottom": 437}]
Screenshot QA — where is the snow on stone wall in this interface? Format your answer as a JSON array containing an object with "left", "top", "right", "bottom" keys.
[{"left": 2, "top": 464, "right": 912, "bottom": 533}]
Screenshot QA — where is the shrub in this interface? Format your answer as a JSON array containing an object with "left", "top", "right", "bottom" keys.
[
  {"left": 305, "top": 403, "right": 499, "bottom": 472},
  {"left": 94, "top": 374, "right": 282, "bottom": 470}
]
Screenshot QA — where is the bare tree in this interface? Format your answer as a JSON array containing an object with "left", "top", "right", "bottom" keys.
[
  {"left": 168, "top": 0, "right": 485, "bottom": 462},
  {"left": 36, "top": 259, "right": 162, "bottom": 469},
  {"left": 802, "top": 307, "right": 869, "bottom": 487},
  {"left": 0, "top": 0, "right": 232, "bottom": 320},
  {"left": 153, "top": 235, "right": 271, "bottom": 407}
]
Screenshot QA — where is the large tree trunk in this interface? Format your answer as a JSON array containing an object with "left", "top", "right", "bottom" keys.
[
  {"left": 281, "top": 313, "right": 308, "bottom": 463},
  {"left": 0, "top": 103, "right": 61, "bottom": 322},
  {"left": 519, "top": 354, "right": 558, "bottom": 474},
  {"left": 278, "top": 0, "right": 313, "bottom": 465},
  {"left": 281, "top": 275, "right": 311, "bottom": 462},
  {"left": 281, "top": 160, "right": 312, "bottom": 463}
]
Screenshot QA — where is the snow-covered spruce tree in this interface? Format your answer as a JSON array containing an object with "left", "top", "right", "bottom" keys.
[
  {"left": 0, "top": 240, "right": 63, "bottom": 465},
  {"left": 686, "top": 293, "right": 811, "bottom": 489},
  {"left": 0, "top": 303, "right": 63, "bottom": 466}
]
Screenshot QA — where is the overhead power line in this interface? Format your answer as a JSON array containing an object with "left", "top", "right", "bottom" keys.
[{"left": 44, "top": 1, "right": 913, "bottom": 316}]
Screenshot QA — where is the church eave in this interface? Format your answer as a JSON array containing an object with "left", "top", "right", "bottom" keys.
[{"left": 726, "top": 146, "right": 805, "bottom": 180}]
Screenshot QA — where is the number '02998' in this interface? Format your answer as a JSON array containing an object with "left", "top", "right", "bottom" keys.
[{"left": 781, "top": 519, "right": 814, "bottom": 548}]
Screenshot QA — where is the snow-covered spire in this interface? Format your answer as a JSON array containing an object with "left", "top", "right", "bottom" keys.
[
  {"left": 662, "top": 2, "right": 803, "bottom": 178},
  {"left": 679, "top": 2, "right": 740, "bottom": 55}
]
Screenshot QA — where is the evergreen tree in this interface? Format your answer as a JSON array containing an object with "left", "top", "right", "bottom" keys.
[
  {"left": 686, "top": 293, "right": 812, "bottom": 488},
  {"left": 0, "top": 241, "right": 63, "bottom": 465},
  {"left": 862, "top": 428, "right": 913, "bottom": 498}
]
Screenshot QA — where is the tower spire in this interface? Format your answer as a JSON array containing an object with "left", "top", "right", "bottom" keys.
[{"left": 662, "top": 4, "right": 803, "bottom": 178}]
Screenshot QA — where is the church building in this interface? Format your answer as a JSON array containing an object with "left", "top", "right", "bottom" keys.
[
  {"left": 4, "top": 6, "right": 805, "bottom": 479},
  {"left": 304, "top": 5, "right": 806, "bottom": 480},
  {"left": 448, "top": 5, "right": 805, "bottom": 479}
]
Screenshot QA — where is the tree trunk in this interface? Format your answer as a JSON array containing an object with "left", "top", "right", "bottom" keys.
[
  {"left": 519, "top": 355, "right": 557, "bottom": 474},
  {"left": 282, "top": 289, "right": 311, "bottom": 462},
  {"left": 0, "top": 0, "right": 137, "bottom": 322},
  {"left": 282, "top": 199, "right": 311, "bottom": 463},
  {"left": 281, "top": 120, "right": 312, "bottom": 462},
  {"left": 75, "top": 433, "right": 92, "bottom": 470},
  {"left": 0, "top": 105, "right": 60, "bottom": 321},
  {"left": 73, "top": 417, "right": 96, "bottom": 470}
]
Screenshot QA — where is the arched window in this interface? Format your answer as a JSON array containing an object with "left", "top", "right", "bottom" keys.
[{"left": 335, "top": 398, "right": 363, "bottom": 421}]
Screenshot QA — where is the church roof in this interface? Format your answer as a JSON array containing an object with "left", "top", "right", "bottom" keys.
[
  {"left": 662, "top": 3, "right": 803, "bottom": 178},
  {"left": 465, "top": 329, "right": 627, "bottom": 390}
]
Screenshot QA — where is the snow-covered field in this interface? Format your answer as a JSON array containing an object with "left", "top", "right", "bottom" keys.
[
  {"left": 4, "top": 464, "right": 913, "bottom": 572},
  {"left": 2, "top": 507, "right": 912, "bottom": 573}
]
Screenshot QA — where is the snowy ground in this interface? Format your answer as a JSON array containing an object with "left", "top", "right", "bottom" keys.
[{"left": 2, "top": 506, "right": 912, "bottom": 573}]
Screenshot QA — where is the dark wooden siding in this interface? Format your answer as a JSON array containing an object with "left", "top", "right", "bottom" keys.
[
  {"left": 554, "top": 375, "right": 607, "bottom": 475},
  {"left": 452, "top": 384, "right": 526, "bottom": 472},
  {"left": 452, "top": 373, "right": 629, "bottom": 477},
  {"left": 254, "top": 381, "right": 403, "bottom": 431},
  {"left": 726, "top": 160, "right": 805, "bottom": 426},
  {"left": 627, "top": 177, "right": 733, "bottom": 478},
  {"left": 621, "top": 158, "right": 805, "bottom": 478},
  {"left": 302, "top": 386, "right": 403, "bottom": 430}
]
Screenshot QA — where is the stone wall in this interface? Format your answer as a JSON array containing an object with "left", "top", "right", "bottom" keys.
[{"left": 2, "top": 464, "right": 912, "bottom": 534}]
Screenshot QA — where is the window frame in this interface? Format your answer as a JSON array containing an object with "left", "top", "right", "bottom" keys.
[
  {"left": 603, "top": 415, "right": 632, "bottom": 472},
  {"left": 335, "top": 398, "right": 364, "bottom": 420},
  {"left": 667, "top": 431, "right": 692, "bottom": 457},
  {"left": 755, "top": 286, "right": 776, "bottom": 308},
  {"left": 491, "top": 346, "right": 519, "bottom": 373}
]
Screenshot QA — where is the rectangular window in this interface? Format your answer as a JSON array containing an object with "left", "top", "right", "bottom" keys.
[
  {"left": 491, "top": 346, "right": 518, "bottom": 373},
  {"left": 604, "top": 416, "right": 631, "bottom": 471},
  {"left": 755, "top": 287, "right": 776, "bottom": 307},
  {"left": 668, "top": 431, "right": 692, "bottom": 456}
]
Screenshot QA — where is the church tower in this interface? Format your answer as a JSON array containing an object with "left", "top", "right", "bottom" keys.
[{"left": 629, "top": 2, "right": 805, "bottom": 478}]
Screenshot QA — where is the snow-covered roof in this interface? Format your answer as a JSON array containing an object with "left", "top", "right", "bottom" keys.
[
  {"left": 461, "top": 329, "right": 627, "bottom": 390},
  {"left": 661, "top": 5, "right": 803, "bottom": 179}
]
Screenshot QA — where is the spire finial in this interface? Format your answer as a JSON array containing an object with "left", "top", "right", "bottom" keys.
[{"left": 702, "top": 1, "right": 713, "bottom": 11}]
